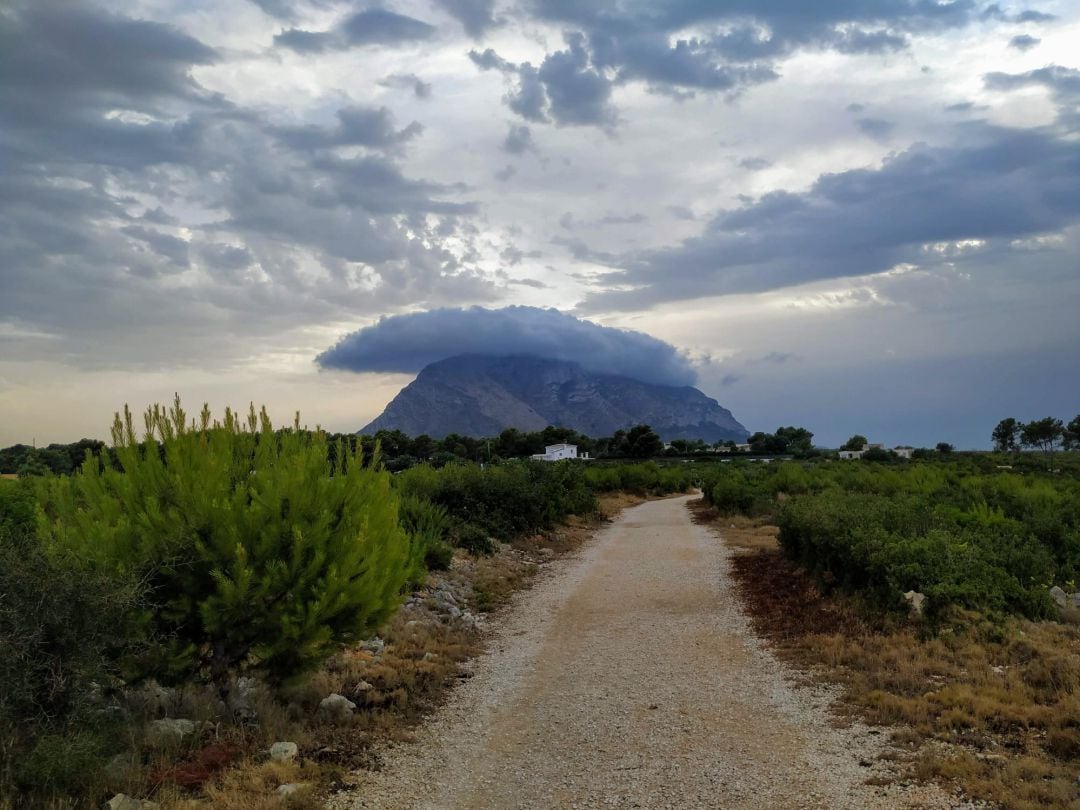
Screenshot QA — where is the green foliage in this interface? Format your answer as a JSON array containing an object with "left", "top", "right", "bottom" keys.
[
  {"left": 709, "top": 470, "right": 765, "bottom": 515},
  {"left": 582, "top": 462, "right": 694, "bottom": 495},
  {"left": 842, "top": 434, "right": 868, "bottom": 451},
  {"left": 748, "top": 426, "right": 815, "bottom": 456},
  {"left": 1066, "top": 415, "right": 1080, "bottom": 451},
  {"left": 397, "top": 460, "right": 598, "bottom": 550},
  {"left": 625, "top": 424, "right": 664, "bottom": 458},
  {"left": 0, "top": 439, "right": 106, "bottom": 476},
  {"left": 399, "top": 495, "right": 455, "bottom": 572},
  {"left": 453, "top": 522, "right": 496, "bottom": 555},
  {"left": 37, "top": 397, "right": 415, "bottom": 684},
  {"left": 1022, "top": 417, "right": 1066, "bottom": 467},
  {"left": 0, "top": 520, "right": 139, "bottom": 804},
  {"left": 702, "top": 457, "right": 1080, "bottom": 622},
  {"left": 0, "top": 478, "right": 37, "bottom": 534},
  {"left": 993, "top": 417, "right": 1020, "bottom": 453}
]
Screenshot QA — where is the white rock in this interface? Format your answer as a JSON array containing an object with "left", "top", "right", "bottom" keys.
[
  {"left": 902, "top": 590, "right": 926, "bottom": 616},
  {"left": 276, "top": 783, "right": 310, "bottom": 797},
  {"left": 1050, "top": 585, "right": 1068, "bottom": 608},
  {"left": 269, "top": 741, "right": 298, "bottom": 762},
  {"left": 106, "top": 795, "right": 158, "bottom": 810},
  {"left": 318, "top": 693, "right": 356, "bottom": 723},
  {"left": 361, "top": 637, "right": 385, "bottom": 655},
  {"left": 146, "top": 718, "right": 195, "bottom": 747}
]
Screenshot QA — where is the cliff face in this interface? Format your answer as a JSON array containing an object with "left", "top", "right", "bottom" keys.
[{"left": 361, "top": 355, "right": 749, "bottom": 442}]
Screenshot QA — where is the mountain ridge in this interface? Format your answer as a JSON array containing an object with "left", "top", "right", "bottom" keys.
[{"left": 361, "top": 354, "right": 749, "bottom": 442}]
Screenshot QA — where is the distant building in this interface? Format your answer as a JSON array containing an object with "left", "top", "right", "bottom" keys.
[
  {"left": 839, "top": 443, "right": 912, "bottom": 460},
  {"left": 530, "top": 443, "right": 589, "bottom": 462},
  {"left": 734, "top": 443, "right": 751, "bottom": 453}
]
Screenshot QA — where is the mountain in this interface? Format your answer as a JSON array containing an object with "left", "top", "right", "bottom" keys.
[{"left": 361, "top": 354, "right": 749, "bottom": 443}]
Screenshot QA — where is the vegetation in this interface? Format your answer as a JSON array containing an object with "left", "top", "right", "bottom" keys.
[
  {"left": 698, "top": 450, "right": 1080, "bottom": 810},
  {"left": 37, "top": 398, "right": 416, "bottom": 688},
  {"left": 2, "top": 399, "right": 691, "bottom": 808},
  {"left": 700, "top": 457, "right": 1080, "bottom": 621}
]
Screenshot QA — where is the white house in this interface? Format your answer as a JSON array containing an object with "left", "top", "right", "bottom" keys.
[
  {"left": 894, "top": 446, "right": 914, "bottom": 459},
  {"left": 839, "top": 443, "right": 882, "bottom": 459},
  {"left": 840, "top": 442, "right": 912, "bottom": 460},
  {"left": 530, "top": 443, "right": 589, "bottom": 462}
]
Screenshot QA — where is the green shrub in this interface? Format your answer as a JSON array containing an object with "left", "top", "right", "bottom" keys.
[
  {"left": 399, "top": 495, "right": 454, "bottom": 573},
  {"left": 0, "top": 523, "right": 139, "bottom": 805},
  {"left": 0, "top": 478, "right": 36, "bottom": 534},
  {"left": 398, "top": 461, "right": 597, "bottom": 546},
  {"left": 11, "top": 730, "right": 112, "bottom": 797},
  {"left": 582, "top": 462, "right": 694, "bottom": 496},
  {"left": 453, "top": 522, "right": 496, "bottom": 554},
  {"left": 37, "top": 397, "right": 416, "bottom": 685}
]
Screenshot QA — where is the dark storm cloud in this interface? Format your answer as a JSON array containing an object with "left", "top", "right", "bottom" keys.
[
  {"left": 272, "top": 105, "right": 423, "bottom": 151},
  {"left": 738, "top": 157, "right": 772, "bottom": 170},
  {"left": 470, "top": 49, "right": 552, "bottom": 123},
  {"left": 120, "top": 226, "right": 191, "bottom": 269},
  {"left": 502, "top": 124, "right": 535, "bottom": 154},
  {"left": 472, "top": 35, "right": 620, "bottom": 127},
  {"left": 275, "top": 8, "right": 436, "bottom": 53},
  {"left": 856, "top": 117, "right": 895, "bottom": 141},
  {"left": 537, "top": 34, "right": 618, "bottom": 127},
  {"left": 1008, "top": 34, "right": 1041, "bottom": 51},
  {"left": 435, "top": 0, "right": 498, "bottom": 38},
  {"left": 316, "top": 306, "right": 700, "bottom": 386},
  {"left": 468, "top": 0, "right": 1018, "bottom": 127},
  {"left": 379, "top": 73, "right": 433, "bottom": 99},
  {"left": 984, "top": 65, "right": 1080, "bottom": 105},
  {"left": 985, "top": 66, "right": 1080, "bottom": 127},
  {"left": 0, "top": 0, "right": 499, "bottom": 366},
  {"left": 582, "top": 121, "right": 1080, "bottom": 310}
]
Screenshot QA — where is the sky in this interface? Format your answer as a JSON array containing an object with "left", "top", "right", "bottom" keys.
[{"left": 1, "top": 0, "right": 1078, "bottom": 449}]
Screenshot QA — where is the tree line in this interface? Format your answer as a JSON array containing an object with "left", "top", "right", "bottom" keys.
[{"left": 992, "top": 415, "right": 1080, "bottom": 464}]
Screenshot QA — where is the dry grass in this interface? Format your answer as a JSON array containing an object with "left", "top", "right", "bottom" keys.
[{"left": 691, "top": 498, "right": 1080, "bottom": 809}]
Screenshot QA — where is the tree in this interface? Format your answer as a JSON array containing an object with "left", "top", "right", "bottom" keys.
[
  {"left": 992, "top": 417, "right": 1020, "bottom": 453},
  {"left": 1065, "top": 415, "right": 1080, "bottom": 451},
  {"left": 842, "top": 435, "right": 868, "bottom": 451},
  {"left": 38, "top": 397, "right": 416, "bottom": 687},
  {"left": 861, "top": 447, "right": 894, "bottom": 462},
  {"left": 624, "top": 424, "right": 664, "bottom": 458},
  {"left": 1021, "top": 417, "right": 1065, "bottom": 468},
  {"left": 776, "top": 426, "right": 814, "bottom": 457},
  {"left": 936, "top": 442, "right": 954, "bottom": 454}
]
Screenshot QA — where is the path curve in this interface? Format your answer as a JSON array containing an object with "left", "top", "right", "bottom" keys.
[{"left": 335, "top": 495, "right": 956, "bottom": 810}]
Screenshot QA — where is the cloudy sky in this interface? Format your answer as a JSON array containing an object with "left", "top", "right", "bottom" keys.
[{"left": 1, "top": 0, "right": 1078, "bottom": 449}]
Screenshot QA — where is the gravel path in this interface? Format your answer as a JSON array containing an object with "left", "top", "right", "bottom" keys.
[{"left": 334, "top": 495, "right": 961, "bottom": 810}]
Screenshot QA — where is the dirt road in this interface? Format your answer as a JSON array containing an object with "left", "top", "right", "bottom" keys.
[{"left": 336, "top": 495, "right": 957, "bottom": 809}]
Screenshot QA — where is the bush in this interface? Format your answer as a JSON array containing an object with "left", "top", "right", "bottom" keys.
[
  {"left": 0, "top": 523, "right": 140, "bottom": 803},
  {"left": 37, "top": 398, "right": 416, "bottom": 685},
  {"left": 582, "top": 462, "right": 694, "bottom": 496},
  {"left": 399, "top": 495, "right": 454, "bottom": 573},
  {"left": 453, "top": 523, "right": 496, "bottom": 555},
  {"left": 397, "top": 460, "right": 597, "bottom": 547}
]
